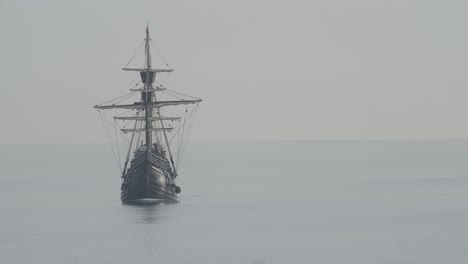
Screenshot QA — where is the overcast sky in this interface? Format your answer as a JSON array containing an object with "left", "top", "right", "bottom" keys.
[{"left": 1, "top": 0, "right": 468, "bottom": 143}]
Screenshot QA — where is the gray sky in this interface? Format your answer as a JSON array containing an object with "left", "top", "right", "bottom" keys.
[{"left": 1, "top": 0, "right": 468, "bottom": 143}]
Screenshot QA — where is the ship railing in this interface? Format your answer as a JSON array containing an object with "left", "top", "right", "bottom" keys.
[
  {"left": 147, "top": 151, "right": 170, "bottom": 171},
  {"left": 130, "top": 152, "right": 147, "bottom": 167},
  {"left": 130, "top": 151, "right": 170, "bottom": 171}
]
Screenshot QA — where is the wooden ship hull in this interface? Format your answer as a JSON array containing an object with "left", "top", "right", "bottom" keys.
[{"left": 121, "top": 148, "right": 179, "bottom": 202}]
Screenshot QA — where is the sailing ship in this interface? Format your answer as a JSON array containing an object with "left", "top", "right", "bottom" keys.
[{"left": 94, "top": 27, "right": 202, "bottom": 202}]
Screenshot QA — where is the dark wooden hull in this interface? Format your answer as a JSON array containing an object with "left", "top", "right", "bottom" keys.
[{"left": 121, "top": 150, "right": 178, "bottom": 202}]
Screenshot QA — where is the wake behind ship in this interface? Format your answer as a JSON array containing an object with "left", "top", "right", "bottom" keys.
[{"left": 94, "top": 27, "right": 202, "bottom": 202}]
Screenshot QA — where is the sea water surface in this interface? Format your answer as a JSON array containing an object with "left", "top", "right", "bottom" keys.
[{"left": 0, "top": 141, "right": 467, "bottom": 263}]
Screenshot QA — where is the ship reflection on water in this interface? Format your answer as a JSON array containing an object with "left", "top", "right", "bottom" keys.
[{"left": 123, "top": 199, "right": 176, "bottom": 224}]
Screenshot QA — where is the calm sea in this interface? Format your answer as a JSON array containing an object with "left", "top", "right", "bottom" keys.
[{"left": 1, "top": 141, "right": 467, "bottom": 263}]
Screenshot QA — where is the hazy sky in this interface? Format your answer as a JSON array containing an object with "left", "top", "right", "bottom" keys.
[{"left": 1, "top": 0, "right": 468, "bottom": 143}]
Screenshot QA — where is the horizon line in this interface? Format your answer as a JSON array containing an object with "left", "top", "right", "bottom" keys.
[{"left": 2, "top": 138, "right": 468, "bottom": 145}]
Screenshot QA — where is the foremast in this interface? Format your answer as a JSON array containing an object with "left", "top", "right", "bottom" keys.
[
  {"left": 139, "top": 26, "right": 179, "bottom": 178},
  {"left": 142, "top": 26, "right": 178, "bottom": 177},
  {"left": 143, "top": 26, "right": 153, "bottom": 153}
]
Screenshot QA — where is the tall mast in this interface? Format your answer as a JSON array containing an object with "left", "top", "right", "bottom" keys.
[{"left": 144, "top": 26, "right": 153, "bottom": 151}]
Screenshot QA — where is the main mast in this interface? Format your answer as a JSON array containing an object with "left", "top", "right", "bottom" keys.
[{"left": 144, "top": 26, "right": 153, "bottom": 151}]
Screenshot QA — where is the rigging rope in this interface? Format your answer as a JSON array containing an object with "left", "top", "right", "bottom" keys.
[
  {"left": 177, "top": 104, "right": 199, "bottom": 170},
  {"left": 96, "top": 91, "right": 138, "bottom": 107},
  {"left": 117, "top": 75, "right": 139, "bottom": 97},
  {"left": 150, "top": 39, "right": 171, "bottom": 67},
  {"left": 156, "top": 73, "right": 172, "bottom": 88},
  {"left": 161, "top": 90, "right": 186, "bottom": 100},
  {"left": 165, "top": 89, "right": 201, "bottom": 100},
  {"left": 125, "top": 39, "right": 145, "bottom": 67},
  {"left": 176, "top": 106, "right": 188, "bottom": 163},
  {"left": 169, "top": 105, "right": 198, "bottom": 143},
  {"left": 102, "top": 112, "right": 128, "bottom": 164},
  {"left": 99, "top": 111, "right": 123, "bottom": 173},
  {"left": 114, "top": 118, "right": 121, "bottom": 165}
]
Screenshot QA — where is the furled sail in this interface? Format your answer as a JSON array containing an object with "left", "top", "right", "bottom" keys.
[
  {"left": 122, "top": 68, "right": 174, "bottom": 73},
  {"left": 129, "top": 88, "right": 166, "bottom": 92},
  {"left": 114, "top": 116, "right": 180, "bottom": 121},
  {"left": 121, "top": 127, "right": 173, "bottom": 133},
  {"left": 94, "top": 99, "right": 202, "bottom": 110}
]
